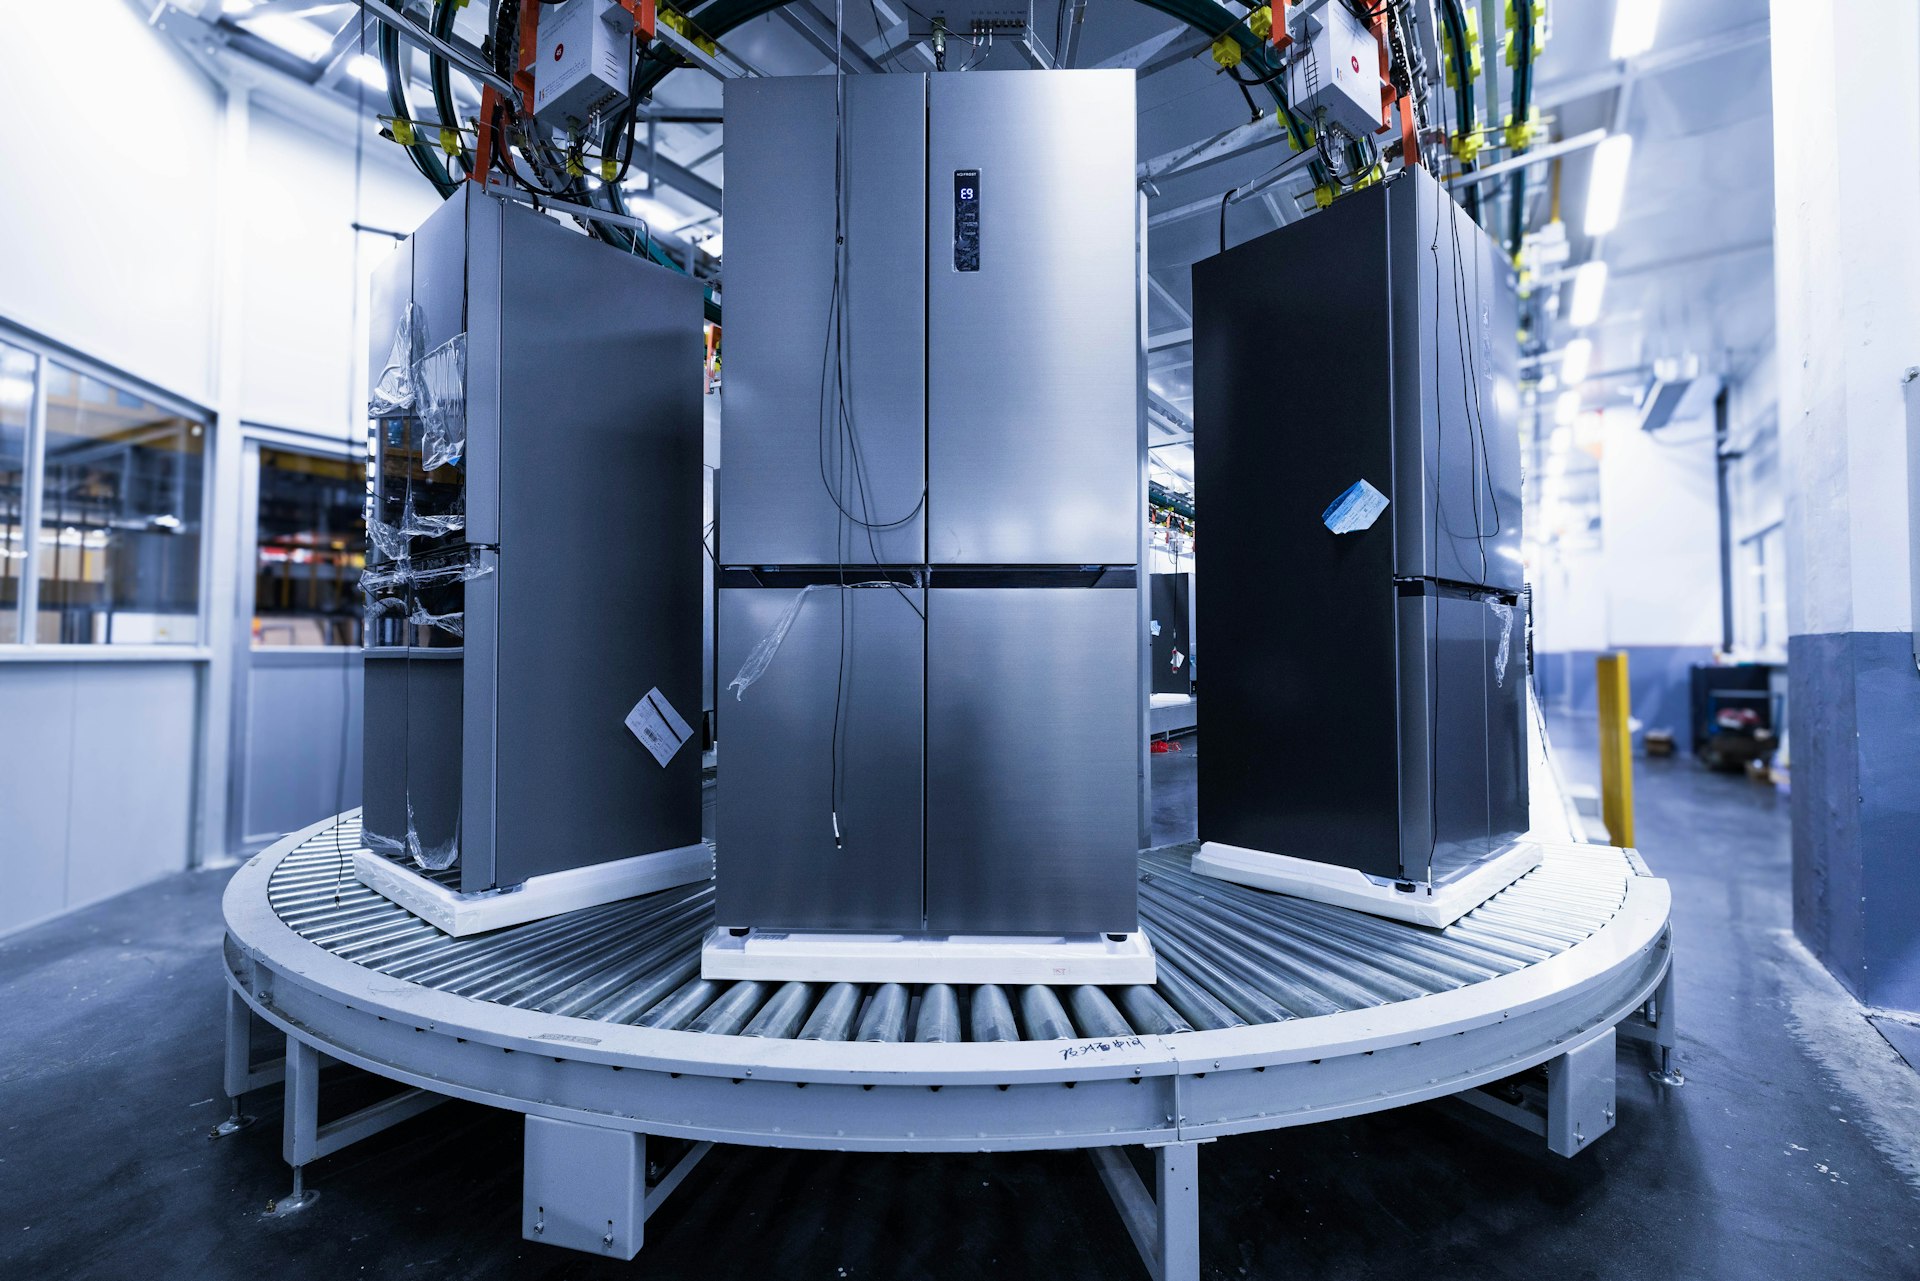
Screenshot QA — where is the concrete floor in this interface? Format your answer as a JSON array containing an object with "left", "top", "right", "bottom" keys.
[{"left": 4, "top": 722, "right": 1919, "bottom": 1280}]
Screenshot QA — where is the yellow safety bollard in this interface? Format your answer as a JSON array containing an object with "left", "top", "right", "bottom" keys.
[{"left": 1596, "top": 652, "right": 1635, "bottom": 847}]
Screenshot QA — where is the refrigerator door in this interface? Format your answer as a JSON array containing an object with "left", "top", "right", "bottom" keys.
[
  {"left": 925, "top": 587, "right": 1139, "bottom": 934},
  {"left": 716, "top": 585, "right": 926, "bottom": 931},
  {"left": 718, "top": 75, "right": 928, "bottom": 567},
  {"left": 1386, "top": 171, "right": 1525, "bottom": 590},
  {"left": 926, "top": 71, "right": 1141, "bottom": 566},
  {"left": 1485, "top": 597, "right": 1530, "bottom": 855}
]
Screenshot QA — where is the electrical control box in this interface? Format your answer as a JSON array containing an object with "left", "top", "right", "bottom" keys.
[
  {"left": 534, "top": 0, "right": 634, "bottom": 128},
  {"left": 1284, "top": 0, "right": 1383, "bottom": 139}
]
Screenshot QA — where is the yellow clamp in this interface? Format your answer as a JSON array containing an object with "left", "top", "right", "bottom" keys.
[
  {"left": 1287, "top": 123, "right": 1317, "bottom": 153},
  {"left": 1313, "top": 183, "right": 1337, "bottom": 208},
  {"left": 1501, "top": 109, "right": 1541, "bottom": 151},
  {"left": 601, "top": 157, "right": 620, "bottom": 183},
  {"left": 1210, "top": 35, "right": 1243, "bottom": 69},
  {"left": 1353, "top": 164, "right": 1383, "bottom": 191},
  {"left": 1450, "top": 131, "right": 1482, "bottom": 164},
  {"left": 661, "top": 9, "right": 719, "bottom": 56},
  {"left": 439, "top": 127, "right": 461, "bottom": 156},
  {"left": 1247, "top": 5, "right": 1272, "bottom": 41},
  {"left": 565, "top": 155, "right": 588, "bottom": 179},
  {"left": 390, "top": 118, "right": 417, "bottom": 147}
]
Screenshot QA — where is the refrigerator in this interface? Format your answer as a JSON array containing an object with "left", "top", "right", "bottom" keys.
[
  {"left": 1192, "top": 166, "right": 1528, "bottom": 892},
  {"left": 361, "top": 186, "right": 704, "bottom": 895},
  {"left": 715, "top": 71, "right": 1144, "bottom": 938}
]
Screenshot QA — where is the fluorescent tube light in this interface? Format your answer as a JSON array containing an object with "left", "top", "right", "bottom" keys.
[
  {"left": 1584, "top": 135, "right": 1634, "bottom": 237},
  {"left": 346, "top": 53, "right": 387, "bottom": 91},
  {"left": 1561, "top": 337, "right": 1593, "bottom": 387},
  {"left": 242, "top": 13, "right": 334, "bottom": 61},
  {"left": 1611, "top": 0, "right": 1662, "bottom": 60},
  {"left": 1569, "top": 261, "right": 1609, "bottom": 327},
  {"left": 1555, "top": 391, "right": 1580, "bottom": 427}
]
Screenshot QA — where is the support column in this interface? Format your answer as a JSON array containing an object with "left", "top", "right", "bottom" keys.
[{"left": 1770, "top": 0, "right": 1920, "bottom": 1012}]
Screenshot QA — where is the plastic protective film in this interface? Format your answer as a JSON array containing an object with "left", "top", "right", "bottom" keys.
[
  {"left": 726, "top": 580, "right": 919, "bottom": 701},
  {"left": 415, "top": 333, "right": 468, "bottom": 472},
  {"left": 370, "top": 302, "right": 425, "bottom": 414}
]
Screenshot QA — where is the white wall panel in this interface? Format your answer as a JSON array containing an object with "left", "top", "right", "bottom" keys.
[
  {"left": 0, "top": 669, "right": 78, "bottom": 933},
  {"left": 64, "top": 664, "right": 199, "bottom": 914},
  {"left": 0, "top": 0, "right": 222, "bottom": 405}
]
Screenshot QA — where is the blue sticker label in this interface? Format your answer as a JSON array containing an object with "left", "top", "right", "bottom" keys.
[{"left": 1322, "top": 479, "right": 1389, "bottom": 534}]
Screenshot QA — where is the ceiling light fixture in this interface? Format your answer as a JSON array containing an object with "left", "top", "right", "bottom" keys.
[
  {"left": 1560, "top": 337, "right": 1593, "bottom": 387},
  {"left": 242, "top": 13, "right": 335, "bottom": 61},
  {"left": 1610, "top": 0, "right": 1663, "bottom": 60},
  {"left": 1569, "top": 261, "right": 1609, "bottom": 327},
  {"left": 1555, "top": 391, "right": 1580, "bottom": 427},
  {"left": 1583, "top": 135, "right": 1634, "bottom": 237},
  {"left": 346, "top": 53, "right": 387, "bottom": 91}
]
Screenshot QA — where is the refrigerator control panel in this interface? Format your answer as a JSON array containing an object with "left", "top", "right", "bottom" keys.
[{"left": 953, "top": 169, "right": 981, "bottom": 271}]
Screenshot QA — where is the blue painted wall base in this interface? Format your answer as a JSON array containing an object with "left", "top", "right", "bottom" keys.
[
  {"left": 1790, "top": 630, "right": 1920, "bottom": 1015},
  {"left": 1534, "top": 646, "right": 1716, "bottom": 751}
]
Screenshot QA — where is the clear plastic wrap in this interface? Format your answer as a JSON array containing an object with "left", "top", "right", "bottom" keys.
[
  {"left": 367, "top": 497, "right": 466, "bottom": 561},
  {"left": 407, "top": 605, "right": 466, "bottom": 638},
  {"left": 415, "top": 333, "right": 468, "bottom": 472},
  {"left": 1491, "top": 601, "right": 1515, "bottom": 687},
  {"left": 370, "top": 302, "right": 425, "bottom": 414},
  {"left": 359, "top": 554, "right": 493, "bottom": 598},
  {"left": 726, "top": 581, "right": 912, "bottom": 701},
  {"left": 405, "top": 797, "right": 459, "bottom": 871}
]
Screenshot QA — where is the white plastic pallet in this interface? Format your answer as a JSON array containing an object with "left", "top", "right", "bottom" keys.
[
  {"left": 1190, "top": 841, "right": 1543, "bottom": 929},
  {"left": 700, "top": 926, "right": 1158, "bottom": 985},
  {"left": 354, "top": 843, "right": 713, "bottom": 937}
]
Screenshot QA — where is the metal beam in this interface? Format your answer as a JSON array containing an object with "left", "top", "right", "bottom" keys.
[
  {"left": 1534, "top": 19, "right": 1770, "bottom": 109},
  {"left": 1140, "top": 115, "right": 1284, "bottom": 183},
  {"left": 1095, "top": 23, "right": 1209, "bottom": 76},
  {"left": 777, "top": 1, "right": 886, "bottom": 73},
  {"left": 1060, "top": 0, "right": 1089, "bottom": 68},
  {"left": 1148, "top": 327, "right": 1192, "bottom": 352},
  {"left": 355, "top": 0, "right": 517, "bottom": 98},
  {"left": 1446, "top": 128, "right": 1608, "bottom": 191},
  {"left": 1146, "top": 276, "right": 1192, "bottom": 325}
]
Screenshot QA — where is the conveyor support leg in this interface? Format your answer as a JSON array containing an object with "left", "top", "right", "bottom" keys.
[
  {"left": 523, "top": 1118, "right": 712, "bottom": 1260},
  {"left": 268, "top": 1032, "right": 444, "bottom": 1214},
  {"left": 1090, "top": 1140, "right": 1203, "bottom": 1281},
  {"left": 214, "top": 986, "right": 279, "bottom": 1137}
]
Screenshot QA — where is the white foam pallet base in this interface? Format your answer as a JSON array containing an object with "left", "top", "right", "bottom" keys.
[
  {"left": 1191, "top": 841, "right": 1544, "bottom": 929},
  {"left": 700, "top": 927, "right": 1158, "bottom": 985},
  {"left": 354, "top": 843, "right": 713, "bottom": 937}
]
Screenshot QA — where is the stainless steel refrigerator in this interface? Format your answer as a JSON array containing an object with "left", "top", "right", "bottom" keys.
[
  {"left": 361, "top": 186, "right": 704, "bottom": 895},
  {"left": 1193, "top": 166, "right": 1528, "bottom": 895},
  {"left": 716, "top": 71, "right": 1144, "bottom": 937}
]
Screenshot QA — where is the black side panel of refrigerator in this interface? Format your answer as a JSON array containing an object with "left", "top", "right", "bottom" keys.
[
  {"left": 1193, "top": 190, "right": 1405, "bottom": 880},
  {"left": 486, "top": 200, "right": 706, "bottom": 886},
  {"left": 715, "top": 586, "right": 926, "bottom": 930}
]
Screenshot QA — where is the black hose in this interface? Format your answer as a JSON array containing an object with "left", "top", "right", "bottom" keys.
[
  {"left": 429, "top": 0, "right": 475, "bottom": 177},
  {"left": 379, "top": 21, "right": 456, "bottom": 196},
  {"left": 1506, "top": 0, "right": 1533, "bottom": 255}
]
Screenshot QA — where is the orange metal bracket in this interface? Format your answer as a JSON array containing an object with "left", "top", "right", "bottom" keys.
[{"left": 1271, "top": 0, "right": 1292, "bottom": 52}]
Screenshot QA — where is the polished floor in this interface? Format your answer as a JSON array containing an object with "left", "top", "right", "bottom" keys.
[{"left": 3, "top": 721, "right": 1918, "bottom": 1280}]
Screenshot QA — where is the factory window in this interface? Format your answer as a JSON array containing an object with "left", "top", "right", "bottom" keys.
[
  {"left": 0, "top": 342, "right": 31, "bottom": 643},
  {"left": 0, "top": 329, "right": 210, "bottom": 649},
  {"left": 253, "top": 447, "right": 365, "bottom": 646}
]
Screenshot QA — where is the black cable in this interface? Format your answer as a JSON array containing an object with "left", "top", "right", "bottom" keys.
[
  {"left": 1219, "top": 185, "right": 1237, "bottom": 254},
  {"left": 430, "top": 0, "right": 475, "bottom": 178}
]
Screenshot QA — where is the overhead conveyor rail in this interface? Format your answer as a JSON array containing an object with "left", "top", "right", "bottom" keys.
[{"left": 221, "top": 811, "right": 1676, "bottom": 1278}]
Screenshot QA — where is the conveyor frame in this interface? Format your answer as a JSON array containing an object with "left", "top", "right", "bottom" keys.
[{"left": 220, "top": 810, "right": 1674, "bottom": 1278}]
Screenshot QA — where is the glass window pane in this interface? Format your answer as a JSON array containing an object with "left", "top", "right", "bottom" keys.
[
  {"left": 0, "top": 343, "right": 30, "bottom": 644},
  {"left": 38, "top": 363, "right": 205, "bottom": 645},
  {"left": 254, "top": 448, "right": 366, "bottom": 647}
]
